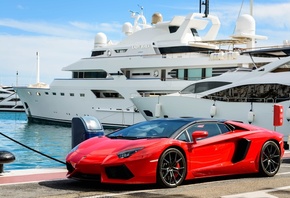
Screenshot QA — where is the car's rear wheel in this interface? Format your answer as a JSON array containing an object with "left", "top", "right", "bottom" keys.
[
  {"left": 157, "top": 148, "right": 186, "bottom": 188},
  {"left": 259, "top": 141, "right": 281, "bottom": 177}
]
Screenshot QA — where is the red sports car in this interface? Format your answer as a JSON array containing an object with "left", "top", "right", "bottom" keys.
[{"left": 66, "top": 118, "right": 284, "bottom": 188}]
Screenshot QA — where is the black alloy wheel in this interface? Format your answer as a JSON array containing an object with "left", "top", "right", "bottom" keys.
[
  {"left": 157, "top": 148, "right": 186, "bottom": 188},
  {"left": 259, "top": 141, "right": 281, "bottom": 177}
]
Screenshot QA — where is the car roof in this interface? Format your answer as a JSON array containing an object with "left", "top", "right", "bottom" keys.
[{"left": 149, "top": 117, "right": 226, "bottom": 123}]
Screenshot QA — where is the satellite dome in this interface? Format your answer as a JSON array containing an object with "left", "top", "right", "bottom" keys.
[
  {"left": 94, "top": 32, "right": 107, "bottom": 47},
  {"left": 235, "top": 14, "right": 256, "bottom": 36},
  {"left": 122, "top": 22, "right": 133, "bottom": 35},
  {"left": 151, "top": 12, "right": 163, "bottom": 24}
]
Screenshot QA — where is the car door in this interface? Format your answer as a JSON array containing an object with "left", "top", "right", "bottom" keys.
[{"left": 187, "top": 122, "right": 236, "bottom": 178}]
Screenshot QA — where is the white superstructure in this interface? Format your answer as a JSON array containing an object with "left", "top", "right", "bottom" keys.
[
  {"left": 14, "top": 7, "right": 284, "bottom": 127},
  {"left": 131, "top": 56, "right": 290, "bottom": 142}
]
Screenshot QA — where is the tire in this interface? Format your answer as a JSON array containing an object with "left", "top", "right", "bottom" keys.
[
  {"left": 259, "top": 141, "right": 281, "bottom": 177},
  {"left": 157, "top": 148, "right": 186, "bottom": 188}
]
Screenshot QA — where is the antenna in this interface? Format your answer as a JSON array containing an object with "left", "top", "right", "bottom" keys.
[
  {"left": 36, "top": 52, "right": 40, "bottom": 84},
  {"left": 200, "top": 0, "right": 209, "bottom": 17},
  {"left": 16, "top": 71, "right": 18, "bottom": 86}
]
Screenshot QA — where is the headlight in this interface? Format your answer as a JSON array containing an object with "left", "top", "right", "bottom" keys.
[{"left": 117, "top": 147, "right": 143, "bottom": 158}]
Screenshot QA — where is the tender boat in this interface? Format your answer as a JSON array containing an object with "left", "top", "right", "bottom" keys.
[
  {"left": 14, "top": 7, "right": 283, "bottom": 127},
  {"left": 131, "top": 56, "right": 290, "bottom": 145}
]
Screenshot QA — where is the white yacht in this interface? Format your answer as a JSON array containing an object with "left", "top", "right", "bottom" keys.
[
  {"left": 14, "top": 8, "right": 281, "bottom": 127},
  {"left": 131, "top": 56, "right": 290, "bottom": 143},
  {"left": 0, "top": 86, "right": 24, "bottom": 112}
]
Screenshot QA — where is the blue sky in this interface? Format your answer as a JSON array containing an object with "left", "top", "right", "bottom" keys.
[{"left": 0, "top": 0, "right": 289, "bottom": 86}]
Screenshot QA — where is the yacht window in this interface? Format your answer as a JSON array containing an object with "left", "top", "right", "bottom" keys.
[
  {"left": 70, "top": 93, "right": 74, "bottom": 96},
  {"left": 125, "top": 71, "right": 130, "bottom": 78},
  {"left": 52, "top": 92, "right": 56, "bottom": 95},
  {"left": 169, "top": 26, "right": 179, "bottom": 33},
  {"left": 115, "top": 49, "right": 128, "bottom": 53},
  {"left": 91, "top": 50, "right": 105, "bottom": 57},
  {"left": 159, "top": 46, "right": 214, "bottom": 54},
  {"left": 45, "top": 92, "right": 49, "bottom": 95},
  {"left": 137, "top": 90, "right": 172, "bottom": 97},
  {"left": 180, "top": 81, "right": 231, "bottom": 94},
  {"left": 204, "top": 83, "right": 290, "bottom": 103},
  {"left": 80, "top": 93, "right": 85, "bottom": 97},
  {"left": 161, "top": 69, "right": 166, "bottom": 81},
  {"left": 168, "top": 69, "right": 178, "bottom": 78},
  {"left": 73, "top": 71, "right": 107, "bottom": 79},
  {"left": 86, "top": 72, "right": 106, "bottom": 78},
  {"left": 91, "top": 90, "right": 124, "bottom": 99},
  {"left": 36, "top": 92, "right": 41, "bottom": 96},
  {"left": 132, "top": 73, "right": 150, "bottom": 76},
  {"left": 60, "top": 93, "right": 65, "bottom": 96},
  {"left": 191, "top": 28, "right": 199, "bottom": 37},
  {"left": 272, "top": 61, "right": 290, "bottom": 72},
  {"left": 182, "top": 68, "right": 211, "bottom": 81}
]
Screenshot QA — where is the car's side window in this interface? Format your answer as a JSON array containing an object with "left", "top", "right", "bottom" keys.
[
  {"left": 188, "top": 122, "right": 222, "bottom": 140},
  {"left": 203, "top": 123, "right": 222, "bottom": 137},
  {"left": 177, "top": 131, "right": 190, "bottom": 142},
  {"left": 218, "top": 123, "right": 231, "bottom": 133}
]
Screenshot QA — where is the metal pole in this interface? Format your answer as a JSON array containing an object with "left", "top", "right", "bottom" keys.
[
  {"left": 36, "top": 52, "right": 40, "bottom": 83},
  {"left": 250, "top": 0, "right": 253, "bottom": 16}
]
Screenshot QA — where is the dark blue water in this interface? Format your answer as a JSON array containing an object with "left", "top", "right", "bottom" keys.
[{"left": 0, "top": 112, "right": 71, "bottom": 170}]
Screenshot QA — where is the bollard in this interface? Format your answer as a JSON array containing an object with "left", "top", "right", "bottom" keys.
[
  {"left": 0, "top": 150, "right": 15, "bottom": 173},
  {"left": 71, "top": 116, "right": 104, "bottom": 149}
]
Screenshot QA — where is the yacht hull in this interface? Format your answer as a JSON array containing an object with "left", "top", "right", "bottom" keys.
[{"left": 15, "top": 78, "right": 191, "bottom": 127}]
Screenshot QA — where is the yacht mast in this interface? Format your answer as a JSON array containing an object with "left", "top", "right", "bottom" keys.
[
  {"left": 36, "top": 52, "right": 40, "bottom": 84},
  {"left": 250, "top": 0, "right": 253, "bottom": 16}
]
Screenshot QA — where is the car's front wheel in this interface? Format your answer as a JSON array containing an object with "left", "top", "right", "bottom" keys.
[
  {"left": 259, "top": 141, "right": 281, "bottom": 177},
  {"left": 157, "top": 148, "right": 186, "bottom": 188}
]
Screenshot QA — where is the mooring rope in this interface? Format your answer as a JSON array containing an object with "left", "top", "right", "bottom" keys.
[{"left": 0, "top": 132, "right": 66, "bottom": 165}]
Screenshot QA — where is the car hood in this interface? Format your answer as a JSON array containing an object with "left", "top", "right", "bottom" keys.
[{"left": 74, "top": 136, "right": 166, "bottom": 156}]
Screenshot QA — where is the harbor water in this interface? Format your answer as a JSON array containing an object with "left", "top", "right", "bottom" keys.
[{"left": 0, "top": 112, "right": 72, "bottom": 170}]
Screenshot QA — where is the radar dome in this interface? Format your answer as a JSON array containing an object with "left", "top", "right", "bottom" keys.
[
  {"left": 234, "top": 14, "right": 256, "bottom": 36},
  {"left": 94, "top": 32, "right": 107, "bottom": 47},
  {"left": 151, "top": 12, "right": 163, "bottom": 24},
  {"left": 122, "top": 22, "right": 133, "bottom": 35}
]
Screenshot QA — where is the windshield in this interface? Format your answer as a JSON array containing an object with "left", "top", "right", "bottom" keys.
[{"left": 107, "top": 119, "right": 190, "bottom": 139}]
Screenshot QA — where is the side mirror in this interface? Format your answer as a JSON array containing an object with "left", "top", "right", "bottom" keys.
[{"left": 192, "top": 131, "right": 208, "bottom": 144}]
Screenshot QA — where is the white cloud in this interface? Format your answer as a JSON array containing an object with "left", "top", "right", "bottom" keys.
[
  {"left": 0, "top": 18, "right": 123, "bottom": 40},
  {"left": 0, "top": 19, "right": 93, "bottom": 38},
  {"left": 16, "top": 4, "right": 25, "bottom": 10},
  {"left": 69, "top": 21, "right": 121, "bottom": 33},
  {"left": 0, "top": 35, "right": 93, "bottom": 86},
  {"left": 254, "top": 3, "right": 290, "bottom": 29}
]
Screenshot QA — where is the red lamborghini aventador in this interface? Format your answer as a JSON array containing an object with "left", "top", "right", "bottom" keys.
[{"left": 66, "top": 117, "right": 284, "bottom": 188}]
